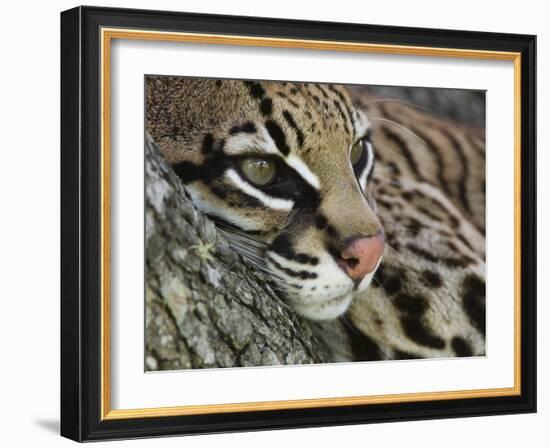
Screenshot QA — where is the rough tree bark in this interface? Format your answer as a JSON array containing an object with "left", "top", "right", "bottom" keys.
[{"left": 145, "top": 133, "right": 331, "bottom": 370}]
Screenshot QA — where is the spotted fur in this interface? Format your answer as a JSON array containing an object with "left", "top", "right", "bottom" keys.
[{"left": 146, "top": 77, "right": 486, "bottom": 360}]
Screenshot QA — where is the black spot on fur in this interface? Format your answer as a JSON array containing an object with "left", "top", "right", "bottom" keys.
[
  {"left": 172, "top": 161, "right": 203, "bottom": 183},
  {"left": 439, "top": 126, "right": 473, "bottom": 215},
  {"left": 443, "top": 255, "right": 474, "bottom": 268},
  {"left": 462, "top": 274, "right": 486, "bottom": 334},
  {"left": 332, "top": 100, "right": 351, "bottom": 136},
  {"left": 315, "top": 84, "right": 329, "bottom": 99},
  {"left": 407, "top": 243, "right": 472, "bottom": 268},
  {"left": 387, "top": 162, "right": 401, "bottom": 176},
  {"left": 457, "top": 233, "right": 475, "bottom": 252},
  {"left": 260, "top": 98, "right": 273, "bottom": 116},
  {"left": 270, "top": 234, "right": 319, "bottom": 265},
  {"left": 452, "top": 336, "right": 473, "bottom": 357},
  {"left": 374, "top": 263, "right": 387, "bottom": 284},
  {"left": 417, "top": 206, "right": 442, "bottom": 222},
  {"left": 408, "top": 124, "right": 453, "bottom": 198},
  {"left": 229, "top": 122, "right": 257, "bottom": 135},
  {"left": 268, "top": 255, "right": 317, "bottom": 280},
  {"left": 215, "top": 80, "right": 222, "bottom": 88},
  {"left": 173, "top": 136, "right": 229, "bottom": 186},
  {"left": 325, "top": 244, "right": 341, "bottom": 264},
  {"left": 288, "top": 98, "right": 300, "bottom": 108},
  {"left": 406, "top": 218, "right": 422, "bottom": 237},
  {"left": 201, "top": 133, "right": 214, "bottom": 154},
  {"left": 270, "top": 234, "right": 293, "bottom": 258},
  {"left": 276, "top": 92, "right": 300, "bottom": 108},
  {"left": 382, "top": 127, "right": 426, "bottom": 183},
  {"left": 244, "top": 81, "right": 265, "bottom": 99},
  {"left": 449, "top": 215, "right": 460, "bottom": 228},
  {"left": 314, "top": 214, "right": 328, "bottom": 230},
  {"left": 383, "top": 274, "right": 403, "bottom": 295},
  {"left": 394, "top": 294, "right": 428, "bottom": 316},
  {"left": 327, "top": 85, "right": 354, "bottom": 123},
  {"left": 265, "top": 120, "right": 290, "bottom": 156},
  {"left": 344, "top": 318, "right": 383, "bottom": 361},
  {"left": 400, "top": 317, "right": 446, "bottom": 349},
  {"left": 421, "top": 270, "right": 443, "bottom": 288},
  {"left": 210, "top": 185, "right": 227, "bottom": 199},
  {"left": 393, "top": 349, "right": 421, "bottom": 360},
  {"left": 282, "top": 110, "right": 305, "bottom": 147},
  {"left": 326, "top": 224, "right": 339, "bottom": 239},
  {"left": 295, "top": 253, "right": 319, "bottom": 265},
  {"left": 376, "top": 199, "right": 393, "bottom": 210}
]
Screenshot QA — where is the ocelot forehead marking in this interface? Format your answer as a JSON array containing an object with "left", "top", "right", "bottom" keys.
[{"left": 237, "top": 81, "right": 368, "bottom": 159}]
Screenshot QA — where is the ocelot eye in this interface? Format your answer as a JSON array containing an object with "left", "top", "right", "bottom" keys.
[
  {"left": 350, "top": 140, "right": 365, "bottom": 167},
  {"left": 239, "top": 157, "right": 277, "bottom": 186}
]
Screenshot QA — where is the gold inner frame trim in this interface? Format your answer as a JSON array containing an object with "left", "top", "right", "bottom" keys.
[{"left": 100, "top": 27, "right": 522, "bottom": 421}]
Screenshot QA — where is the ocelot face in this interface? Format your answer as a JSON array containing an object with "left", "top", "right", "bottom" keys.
[{"left": 146, "top": 77, "right": 385, "bottom": 320}]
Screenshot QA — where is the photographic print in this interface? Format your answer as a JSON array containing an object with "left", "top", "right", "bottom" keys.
[
  {"left": 61, "top": 7, "right": 536, "bottom": 440},
  {"left": 144, "top": 77, "right": 486, "bottom": 371}
]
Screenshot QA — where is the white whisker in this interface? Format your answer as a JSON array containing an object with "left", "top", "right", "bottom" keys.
[
  {"left": 363, "top": 98, "right": 432, "bottom": 113},
  {"left": 375, "top": 141, "right": 410, "bottom": 163},
  {"left": 370, "top": 117, "right": 427, "bottom": 145},
  {"left": 216, "top": 223, "right": 300, "bottom": 289}
]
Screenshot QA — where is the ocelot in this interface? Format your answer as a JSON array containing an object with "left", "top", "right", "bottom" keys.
[{"left": 145, "top": 77, "right": 486, "bottom": 361}]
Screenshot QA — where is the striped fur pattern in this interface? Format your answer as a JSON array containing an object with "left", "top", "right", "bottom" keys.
[{"left": 146, "top": 77, "right": 486, "bottom": 361}]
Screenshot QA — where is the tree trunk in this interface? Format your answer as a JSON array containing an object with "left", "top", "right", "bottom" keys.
[{"left": 145, "top": 133, "right": 331, "bottom": 370}]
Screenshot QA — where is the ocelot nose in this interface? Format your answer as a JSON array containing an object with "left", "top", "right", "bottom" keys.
[{"left": 338, "top": 232, "right": 385, "bottom": 282}]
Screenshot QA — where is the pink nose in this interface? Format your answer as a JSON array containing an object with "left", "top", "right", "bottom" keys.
[{"left": 338, "top": 233, "right": 385, "bottom": 281}]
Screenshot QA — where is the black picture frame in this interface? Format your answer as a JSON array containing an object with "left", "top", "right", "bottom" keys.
[{"left": 61, "top": 5, "right": 536, "bottom": 442}]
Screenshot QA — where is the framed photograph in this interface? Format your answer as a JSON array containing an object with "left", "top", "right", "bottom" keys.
[{"left": 60, "top": 6, "right": 536, "bottom": 441}]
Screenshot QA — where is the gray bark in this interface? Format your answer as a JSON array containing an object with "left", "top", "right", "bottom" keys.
[{"left": 145, "top": 133, "right": 331, "bottom": 370}]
